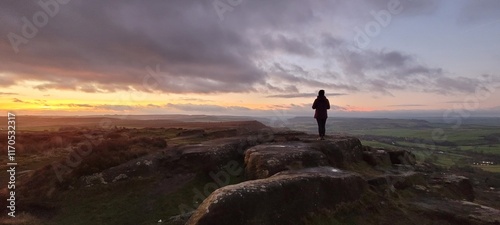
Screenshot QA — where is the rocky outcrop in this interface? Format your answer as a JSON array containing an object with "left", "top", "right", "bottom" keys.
[
  {"left": 310, "top": 136, "right": 364, "bottom": 168},
  {"left": 243, "top": 136, "right": 388, "bottom": 180},
  {"left": 21, "top": 120, "right": 499, "bottom": 225},
  {"left": 174, "top": 136, "right": 271, "bottom": 173},
  {"left": 412, "top": 198, "right": 500, "bottom": 225},
  {"left": 368, "top": 171, "right": 426, "bottom": 190},
  {"left": 244, "top": 143, "right": 329, "bottom": 179},
  {"left": 361, "top": 146, "right": 392, "bottom": 167},
  {"left": 271, "top": 129, "right": 308, "bottom": 142},
  {"left": 167, "top": 211, "right": 195, "bottom": 225},
  {"left": 80, "top": 135, "right": 273, "bottom": 186},
  {"left": 430, "top": 174, "right": 475, "bottom": 201},
  {"left": 385, "top": 148, "right": 417, "bottom": 165},
  {"left": 186, "top": 167, "right": 367, "bottom": 225},
  {"left": 180, "top": 134, "right": 489, "bottom": 225}
]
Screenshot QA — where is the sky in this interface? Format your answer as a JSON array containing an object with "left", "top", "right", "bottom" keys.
[{"left": 0, "top": 0, "right": 499, "bottom": 118}]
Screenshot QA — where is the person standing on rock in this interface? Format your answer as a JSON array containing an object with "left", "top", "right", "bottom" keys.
[{"left": 312, "top": 90, "right": 330, "bottom": 140}]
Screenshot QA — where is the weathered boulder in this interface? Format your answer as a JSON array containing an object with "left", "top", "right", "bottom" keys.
[
  {"left": 244, "top": 143, "right": 329, "bottom": 179},
  {"left": 368, "top": 171, "right": 426, "bottom": 190},
  {"left": 412, "top": 198, "right": 500, "bottom": 225},
  {"left": 430, "top": 174, "right": 475, "bottom": 201},
  {"left": 186, "top": 167, "right": 367, "bottom": 225},
  {"left": 167, "top": 211, "right": 194, "bottom": 225},
  {"left": 271, "top": 129, "right": 308, "bottom": 142},
  {"left": 76, "top": 150, "right": 166, "bottom": 186},
  {"left": 362, "top": 146, "right": 392, "bottom": 167},
  {"left": 310, "top": 136, "right": 364, "bottom": 168},
  {"left": 385, "top": 149, "right": 417, "bottom": 165},
  {"left": 173, "top": 136, "right": 271, "bottom": 173},
  {"left": 77, "top": 136, "right": 265, "bottom": 184}
]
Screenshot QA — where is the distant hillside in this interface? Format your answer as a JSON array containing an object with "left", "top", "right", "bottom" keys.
[
  {"left": 289, "top": 117, "right": 432, "bottom": 129},
  {"left": 0, "top": 115, "right": 263, "bottom": 131}
]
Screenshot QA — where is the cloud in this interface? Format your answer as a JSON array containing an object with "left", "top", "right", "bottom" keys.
[
  {"left": 0, "top": 74, "right": 16, "bottom": 87},
  {"left": 266, "top": 93, "right": 319, "bottom": 98},
  {"left": 147, "top": 104, "right": 161, "bottom": 108},
  {"left": 9, "top": 99, "right": 128, "bottom": 111},
  {"left": 266, "top": 93, "right": 347, "bottom": 98},
  {"left": 262, "top": 83, "right": 300, "bottom": 93},
  {"left": 0, "top": 0, "right": 442, "bottom": 97},
  {"left": 261, "top": 34, "right": 316, "bottom": 57},
  {"left": 0, "top": 0, "right": 268, "bottom": 94},
  {"left": 267, "top": 62, "right": 359, "bottom": 92},
  {"left": 166, "top": 103, "right": 251, "bottom": 113},
  {"left": 458, "top": 0, "right": 500, "bottom": 24},
  {"left": 64, "top": 103, "right": 93, "bottom": 108},
  {"left": 94, "top": 105, "right": 134, "bottom": 111},
  {"left": 443, "top": 101, "right": 464, "bottom": 104},
  {"left": 11, "top": 98, "right": 50, "bottom": 105},
  {"left": 12, "top": 98, "right": 24, "bottom": 103},
  {"left": 163, "top": 102, "right": 353, "bottom": 117},
  {"left": 177, "top": 98, "right": 214, "bottom": 103},
  {"left": 2, "top": 0, "right": 495, "bottom": 106},
  {"left": 330, "top": 47, "right": 445, "bottom": 95},
  {"left": 387, "top": 104, "right": 426, "bottom": 107},
  {"left": 0, "top": 92, "right": 17, "bottom": 96},
  {"left": 321, "top": 40, "right": 500, "bottom": 96},
  {"left": 337, "top": 49, "right": 443, "bottom": 79},
  {"left": 358, "top": 0, "right": 440, "bottom": 16},
  {"left": 433, "top": 77, "right": 480, "bottom": 93}
]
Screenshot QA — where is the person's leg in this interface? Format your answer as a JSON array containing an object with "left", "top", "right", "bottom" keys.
[
  {"left": 321, "top": 118, "right": 327, "bottom": 137},
  {"left": 323, "top": 118, "right": 326, "bottom": 137},
  {"left": 316, "top": 118, "right": 322, "bottom": 138}
]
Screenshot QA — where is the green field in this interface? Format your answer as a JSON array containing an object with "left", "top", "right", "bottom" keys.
[{"left": 475, "top": 165, "right": 500, "bottom": 173}]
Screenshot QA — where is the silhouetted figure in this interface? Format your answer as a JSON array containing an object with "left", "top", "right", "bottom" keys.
[{"left": 312, "top": 90, "right": 330, "bottom": 140}]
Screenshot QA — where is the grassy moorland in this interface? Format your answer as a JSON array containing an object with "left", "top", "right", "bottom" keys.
[{"left": 0, "top": 117, "right": 261, "bottom": 225}]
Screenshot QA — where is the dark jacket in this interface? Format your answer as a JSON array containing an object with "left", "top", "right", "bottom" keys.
[{"left": 312, "top": 96, "right": 330, "bottom": 119}]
